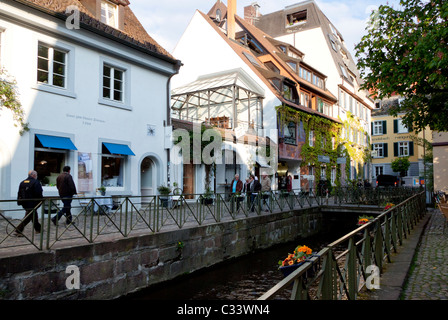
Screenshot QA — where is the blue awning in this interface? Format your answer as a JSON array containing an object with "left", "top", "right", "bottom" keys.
[
  {"left": 103, "top": 142, "right": 135, "bottom": 156},
  {"left": 36, "top": 134, "right": 77, "bottom": 150}
]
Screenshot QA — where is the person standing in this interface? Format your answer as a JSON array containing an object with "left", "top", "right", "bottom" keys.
[
  {"left": 260, "top": 172, "right": 271, "bottom": 211},
  {"left": 14, "top": 170, "right": 43, "bottom": 236},
  {"left": 52, "top": 166, "right": 77, "bottom": 225},
  {"left": 248, "top": 174, "right": 261, "bottom": 212},
  {"left": 230, "top": 174, "right": 243, "bottom": 212}
]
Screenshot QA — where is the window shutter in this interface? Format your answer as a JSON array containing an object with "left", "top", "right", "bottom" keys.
[
  {"left": 394, "top": 142, "right": 398, "bottom": 157},
  {"left": 409, "top": 141, "right": 414, "bottom": 156},
  {"left": 371, "top": 122, "right": 373, "bottom": 135},
  {"left": 383, "top": 143, "right": 388, "bottom": 157},
  {"left": 393, "top": 119, "right": 398, "bottom": 133},
  {"left": 382, "top": 121, "right": 387, "bottom": 134}
]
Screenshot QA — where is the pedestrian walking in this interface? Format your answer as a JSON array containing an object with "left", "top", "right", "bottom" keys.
[
  {"left": 52, "top": 166, "right": 77, "bottom": 226},
  {"left": 14, "top": 170, "right": 43, "bottom": 236}
]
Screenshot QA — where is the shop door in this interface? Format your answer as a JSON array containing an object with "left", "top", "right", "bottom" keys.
[{"left": 183, "top": 163, "right": 195, "bottom": 199}]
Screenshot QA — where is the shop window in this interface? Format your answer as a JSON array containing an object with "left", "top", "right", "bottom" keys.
[
  {"left": 101, "top": 145, "right": 124, "bottom": 187},
  {"left": 34, "top": 135, "right": 76, "bottom": 186},
  {"left": 282, "top": 121, "right": 297, "bottom": 145}
]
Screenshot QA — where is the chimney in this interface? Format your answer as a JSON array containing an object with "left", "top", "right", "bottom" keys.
[
  {"left": 244, "top": 2, "right": 261, "bottom": 25},
  {"left": 227, "top": 0, "right": 236, "bottom": 40}
]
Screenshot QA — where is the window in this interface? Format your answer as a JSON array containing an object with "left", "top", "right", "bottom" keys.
[
  {"left": 37, "top": 44, "right": 67, "bottom": 88},
  {"left": 317, "top": 98, "right": 323, "bottom": 113},
  {"left": 329, "top": 35, "right": 337, "bottom": 51},
  {"left": 300, "top": 91, "right": 311, "bottom": 108},
  {"left": 283, "top": 121, "right": 297, "bottom": 145},
  {"left": 103, "top": 64, "right": 124, "bottom": 102},
  {"left": 339, "top": 64, "right": 348, "bottom": 78},
  {"left": 309, "top": 130, "right": 314, "bottom": 147},
  {"left": 100, "top": 142, "right": 134, "bottom": 187},
  {"left": 394, "top": 141, "right": 414, "bottom": 157},
  {"left": 286, "top": 10, "right": 307, "bottom": 27},
  {"left": 287, "top": 61, "right": 297, "bottom": 72},
  {"left": 331, "top": 167, "right": 336, "bottom": 185},
  {"left": 394, "top": 119, "right": 408, "bottom": 133},
  {"left": 34, "top": 134, "right": 77, "bottom": 186},
  {"left": 299, "top": 67, "right": 311, "bottom": 82},
  {"left": 321, "top": 166, "right": 326, "bottom": 179},
  {"left": 374, "top": 165, "right": 384, "bottom": 177},
  {"left": 312, "top": 74, "right": 324, "bottom": 89},
  {"left": 0, "top": 28, "right": 4, "bottom": 66},
  {"left": 372, "top": 143, "right": 388, "bottom": 158},
  {"left": 101, "top": 0, "right": 118, "bottom": 28},
  {"left": 372, "top": 120, "right": 386, "bottom": 135}
]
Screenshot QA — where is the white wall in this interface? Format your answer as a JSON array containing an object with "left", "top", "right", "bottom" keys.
[{"left": 0, "top": 2, "right": 175, "bottom": 211}]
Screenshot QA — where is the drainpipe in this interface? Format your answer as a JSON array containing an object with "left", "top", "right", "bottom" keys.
[{"left": 166, "top": 60, "right": 183, "bottom": 187}]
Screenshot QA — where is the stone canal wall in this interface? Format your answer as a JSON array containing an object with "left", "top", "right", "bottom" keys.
[{"left": 0, "top": 207, "right": 322, "bottom": 300}]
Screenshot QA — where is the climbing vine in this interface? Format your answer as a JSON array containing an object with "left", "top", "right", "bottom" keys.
[
  {"left": 276, "top": 105, "right": 343, "bottom": 187},
  {"left": 276, "top": 105, "right": 371, "bottom": 187},
  {"left": 0, "top": 68, "right": 29, "bottom": 135}
]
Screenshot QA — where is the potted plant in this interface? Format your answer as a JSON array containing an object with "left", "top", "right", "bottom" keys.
[
  {"left": 357, "top": 215, "right": 374, "bottom": 226},
  {"left": 96, "top": 185, "right": 106, "bottom": 196},
  {"left": 201, "top": 186, "right": 214, "bottom": 205},
  {"left": 158, "top": 184, "right": 172, "bottom": 208},
  {"left": 278, "top": 245, "right": 313, "bottom": 277}
]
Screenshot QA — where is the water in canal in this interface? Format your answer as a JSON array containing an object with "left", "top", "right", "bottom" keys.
[{"left": 123, "top": 221, "right": 353, "bottom": 300}]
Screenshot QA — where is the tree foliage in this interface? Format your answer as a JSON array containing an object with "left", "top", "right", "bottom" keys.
[
  {"left": 355, "top": 0, "right": 448, "bottom": 133},
  {"left": 0, "top": 68, "right": 29, "bottom": 134}
]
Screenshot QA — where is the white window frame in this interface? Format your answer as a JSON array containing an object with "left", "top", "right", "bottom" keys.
[
  {"left": 309, "top": 130, "right": 314, "bottom": 147},
  {"left": 101, "top": 0, "right": 118, "bottom": 28},
  {"left": 374, "top": 165, "right": 384, "bottom": 178},
  {"left": 398, "top": 141, "right": 410, "bottom": 157},
  {"left": 37, "top": 44, "right": 67, "bottom": 88},
  {"left": 99, "top": 58, "right": 131, "bottom": 110},
  {"left": 0, "top": 27, "right": 4, "bottom": 67},
  {"left": 397, "top": 118, "right": 408, "bottom": 133},
  {"left": 373, "top": 121, "right": 383, "bottom": 135},
  {"left": 373, "top": 143, "right": 384, "bottom": 158},
  {"left": 32, "top": 40, "right": 76, "bottom": 98}
]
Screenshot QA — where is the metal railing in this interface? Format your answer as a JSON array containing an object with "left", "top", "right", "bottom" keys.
[
  {"left": 0, "top": 187, "right": 422, "bottom": 254},
  {"left": 258, "top": 190, "right": 426, "bottom": 300}
]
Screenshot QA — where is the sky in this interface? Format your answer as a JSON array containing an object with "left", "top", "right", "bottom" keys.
[{"left": 129, "top": 0, "right": 401, "bottom": 60}]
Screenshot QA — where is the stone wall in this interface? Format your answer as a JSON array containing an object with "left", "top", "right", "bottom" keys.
[{"left": 0, "top": 207, "right": 321, "bottom": 300}]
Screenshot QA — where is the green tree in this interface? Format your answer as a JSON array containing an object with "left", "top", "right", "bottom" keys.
[
  {"left": 355, "top": 0, "right": 448, "bottom": 133},
  {"left": 0, "top": 68, "right": 29, "bottom": 134},
  {"left": 391, "top": 157, "right": 411, "bottom": 177}
]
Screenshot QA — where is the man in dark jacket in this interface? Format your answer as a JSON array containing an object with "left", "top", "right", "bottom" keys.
[
  {"left": 248, "top": 174, "right": 261, "bottom": 212},
  {"left": 52, "top": 166, "right": 77, "bottom": 225},
  {"left": 14, "top": 170, "right": 43, "bottom": 236}
]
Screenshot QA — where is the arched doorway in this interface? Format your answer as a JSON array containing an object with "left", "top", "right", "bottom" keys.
[{"left": 141, "top": 157, "right": 156, "bottom": 203}]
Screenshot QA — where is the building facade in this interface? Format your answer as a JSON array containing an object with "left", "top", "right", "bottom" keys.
[
  {"left": 0, "top": 0, "right": 181, "bottom": 216},
  {"left": 432, "top": 131, "right": 448, "bottom": 194},
  {"left": 371, "top": 95, "right": 432, "bottom": 187},
  {"left": 171, "top": 0, "right": 347, "bottom": 194},
  {"left": 250, "top": 0, "right": 374, "bottom": 184}
]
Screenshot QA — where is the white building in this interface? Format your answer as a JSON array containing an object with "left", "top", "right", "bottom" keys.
[{"left": 0, "top": 0, "right": 181, "bottom": 216}]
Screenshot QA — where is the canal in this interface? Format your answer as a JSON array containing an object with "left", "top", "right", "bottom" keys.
[{"left": 122, "top": 216, "right": 356, "bottom": 300}]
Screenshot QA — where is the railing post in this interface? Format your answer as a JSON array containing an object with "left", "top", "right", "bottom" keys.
[
  {"left": 362, "top": 227, "right": 372, "bottom": 279},
  {"left": 373, "top": 220, "right": 383, "bottom": 272},
  {"left": 347, "top": 238, "right": 357, "bottom": 300},
  {"left": 291, "top": 277, "right": 307, "bottom": 300},
  {"left": 320, "top": 250, "right": 335, "bottom": 300}
]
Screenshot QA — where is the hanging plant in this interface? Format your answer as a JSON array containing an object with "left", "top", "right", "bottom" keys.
[{"left": 0, "top": 68, "right": 29, "bottom": 135}]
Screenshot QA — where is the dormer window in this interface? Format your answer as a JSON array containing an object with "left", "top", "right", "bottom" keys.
[
  {"left": 286, "top": 10, "right": 307, "bottom": 27},
  {"left": 101, "top": 0, "right": 118, "bottom": 28}
]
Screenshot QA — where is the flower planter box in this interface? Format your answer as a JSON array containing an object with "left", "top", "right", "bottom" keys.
[{"left": 279, "top": 261, "right": 305, "bottom": 277}]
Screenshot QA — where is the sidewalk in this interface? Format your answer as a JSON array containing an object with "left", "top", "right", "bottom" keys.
[{"left": 367, "top": 207, "right": 448, "bottom": 300}]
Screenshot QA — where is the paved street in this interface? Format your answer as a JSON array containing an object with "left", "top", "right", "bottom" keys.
[
  {"left": 366, "top": 207, "right": 448, "bottom": 300},
  {"left": 402, "top": 208, "right": 448, "bottom": 300}
]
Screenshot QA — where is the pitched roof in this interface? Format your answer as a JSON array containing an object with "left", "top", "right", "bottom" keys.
[{"left": 13, "top": 0, "right": 176, "bottom": 62}]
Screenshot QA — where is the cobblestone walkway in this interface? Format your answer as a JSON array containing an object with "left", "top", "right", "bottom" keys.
[{"left": 402, "top": 209, "right": 448, "bottom": 300}]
